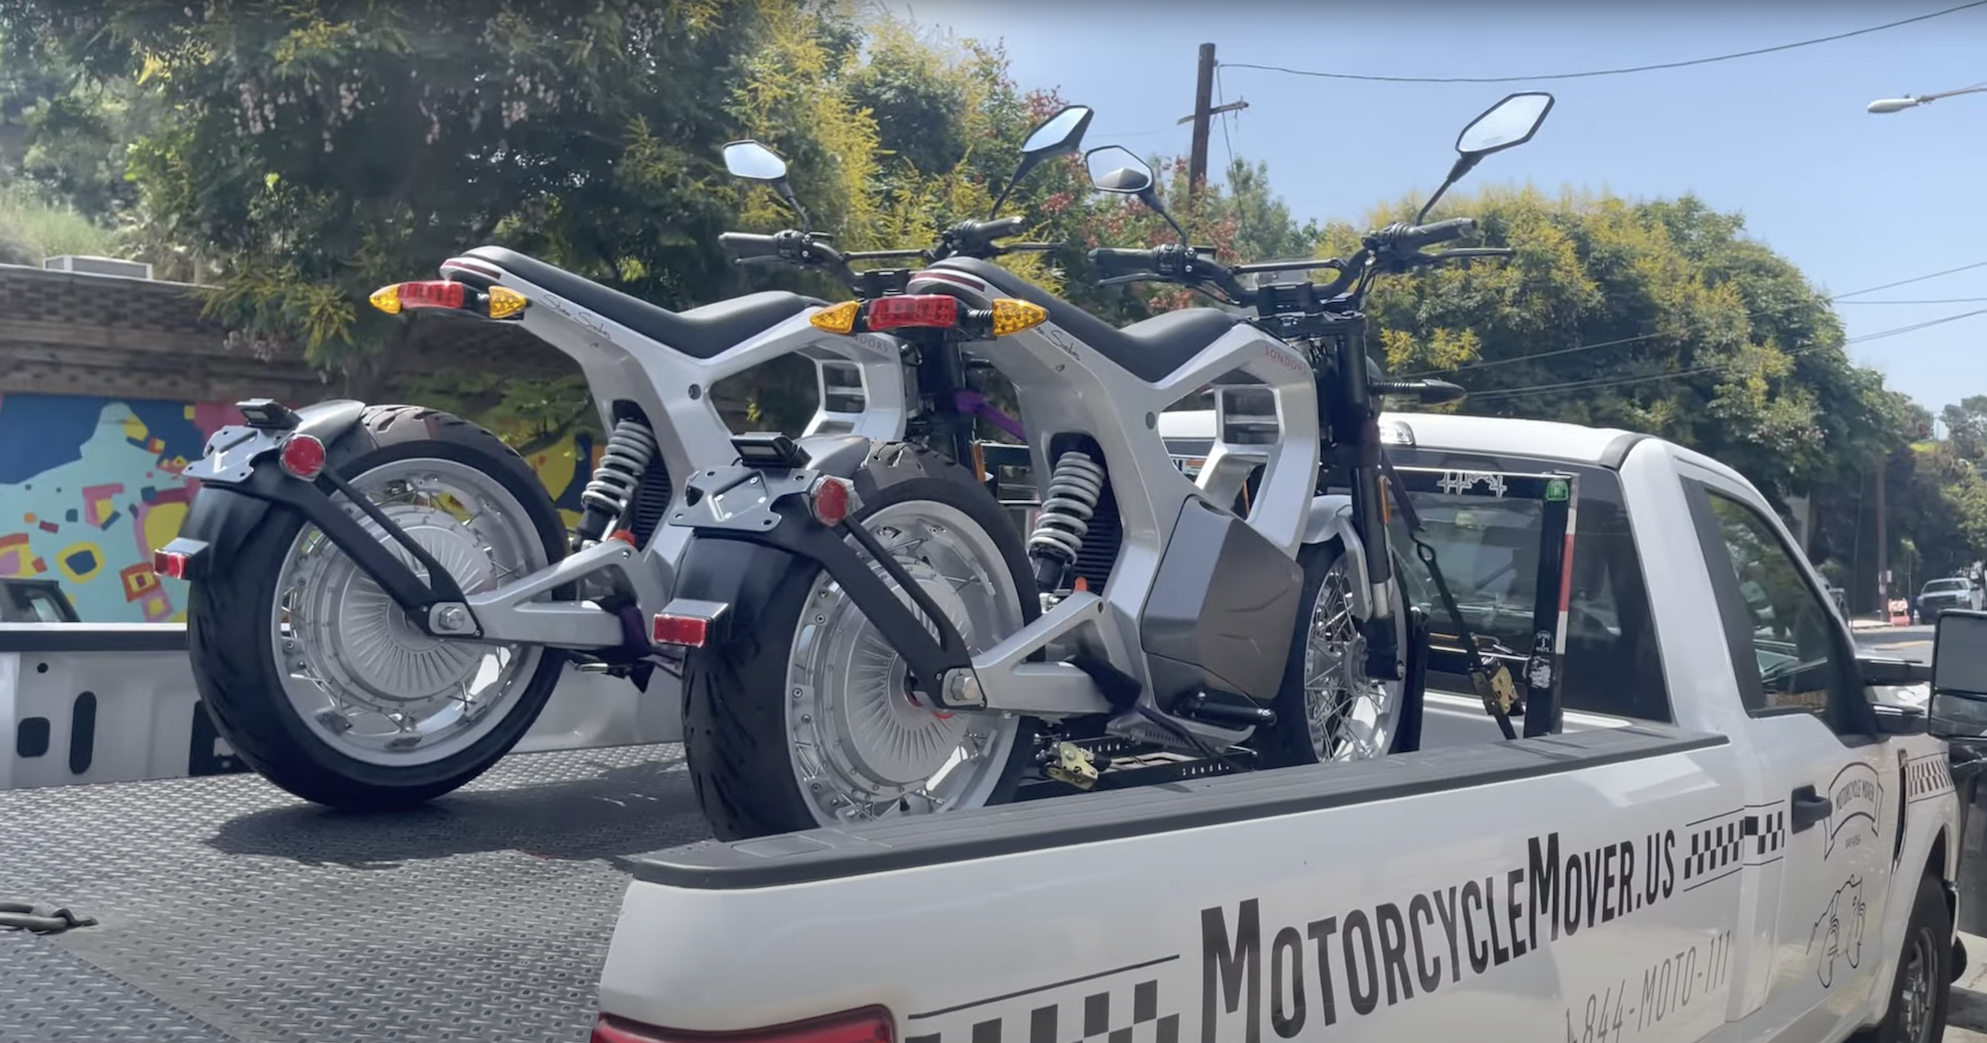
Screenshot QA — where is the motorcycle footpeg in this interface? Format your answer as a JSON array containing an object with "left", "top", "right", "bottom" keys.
[{"left": 1174, "top": 691, "right": 1276, "bottom": 728}]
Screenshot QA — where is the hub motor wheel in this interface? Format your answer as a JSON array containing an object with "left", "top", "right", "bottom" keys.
[
  {"left": 785, "top": 500, "right": 1025, "bottom": 824},
  {"left": 273, "top": 458, "right": 547, "bottom": 766},
  {"left": 186, "top": 406, "right": 571, "bottom": 811},
  {"left": 680, "top": 441, "right": 1039, "bottom": 842}
]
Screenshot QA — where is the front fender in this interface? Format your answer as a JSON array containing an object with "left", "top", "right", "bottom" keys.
[{"left": 1303, "top": 493, "right": 1374, "bottom": 620}]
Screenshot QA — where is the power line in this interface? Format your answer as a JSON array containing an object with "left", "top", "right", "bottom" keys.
[
  {"left": 1467, "top": 307, "right": 1987, "bottom": 401},
  {"left": 1837, "top": 297, "right": 1987, "bottom": 305},
  {"left": 1404, "top": 258, "right": 1987, "bottom": 377},
  {"left": 1219, "top": 1, "right": 1987, "bottom": 85}
]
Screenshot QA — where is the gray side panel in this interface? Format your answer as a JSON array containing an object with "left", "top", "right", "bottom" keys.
[
  {"left": 631, "top": 724, "right": 1728, "bottom": 889},
  {"left": 1138, "top": 498, "right": 1303, "bottom": 702}
]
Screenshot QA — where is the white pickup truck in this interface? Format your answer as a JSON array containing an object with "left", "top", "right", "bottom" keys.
[{"left": 593, "top": 412, "right": 1976, "bottom": 1043}]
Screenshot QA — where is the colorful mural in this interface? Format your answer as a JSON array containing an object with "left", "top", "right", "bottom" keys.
[{"left": 0, "top": 392, "right": 600, "bottom": 624}]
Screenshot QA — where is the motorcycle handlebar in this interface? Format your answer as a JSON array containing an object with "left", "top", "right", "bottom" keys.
[
  {"left": 1388, "top": 217, "right": 1477, "bottom": 252},
  {"left": 719, "top": 232, "right": 782, "bottom": 260},
  {"left": 956, "top": 216, "right": 1029, "bottom": 242}
]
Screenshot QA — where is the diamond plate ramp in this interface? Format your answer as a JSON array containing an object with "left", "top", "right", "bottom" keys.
[{"left": 0, "top": 743, "right": 708, "bottom": 1043}]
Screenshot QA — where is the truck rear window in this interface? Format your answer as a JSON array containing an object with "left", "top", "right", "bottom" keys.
[{"left": 1386, "top": 448, "right": 1670, "bottom": 723}]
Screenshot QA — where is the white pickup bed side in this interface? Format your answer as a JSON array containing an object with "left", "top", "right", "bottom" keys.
[{"left": 598, "top": 413, "right": 1964, "bottom": 1043}]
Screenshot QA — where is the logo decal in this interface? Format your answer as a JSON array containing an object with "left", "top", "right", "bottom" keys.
[{"left": 1824, "top": 762, "right": 1883, "bottom": 860}]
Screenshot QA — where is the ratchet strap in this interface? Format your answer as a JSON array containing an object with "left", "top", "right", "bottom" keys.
[{"left": 1378, "top": 451, "right": 1519, "bottom": 740}]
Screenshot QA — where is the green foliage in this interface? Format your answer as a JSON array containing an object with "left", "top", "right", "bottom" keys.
[{"left": 0, "top": 179, "right": 115, "bottom": 262}]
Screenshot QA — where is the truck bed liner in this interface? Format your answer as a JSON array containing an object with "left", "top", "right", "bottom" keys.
[
  {"left": 0, "top": 742, "right": 704, "bottom": 1043},
  {"left": 631, "top": 724, "right": 1725, "bottom": 890}
]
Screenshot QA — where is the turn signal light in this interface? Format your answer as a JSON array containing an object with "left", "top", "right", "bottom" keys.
[
  {"left": 370, "top": 280, "right": 468, "bottom": 314},
  {"left": 988, "top": 298, "right": 1048, "bottom": 336},
  {"left": 486, "top": 285, "right": 529, "bottom": 319},
  {"left": 810, "top": 300, "right": 861, "bottom": 335},
  {"left": 865, "top": 294, "right": 959, "bottom": 331},
  {"left": 277, "top": 433, "right": 327, "bottom": 481},
  {"left": 590, "top": 1007, "right": 894, "bottom": 1043}
]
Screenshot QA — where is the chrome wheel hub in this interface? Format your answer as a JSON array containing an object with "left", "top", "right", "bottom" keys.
[
  {"left": 1303, "top": 554, "right": 1400, "bottom": 762},
  {"left": 787, "top": 502, "right": 1023, "bottom": 826},
  {"left": 272, "top": 460, "right": 546, "bottom": 767}
]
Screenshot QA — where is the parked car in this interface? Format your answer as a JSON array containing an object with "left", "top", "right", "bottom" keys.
[{"left": 1917, "top": 576, "right": 1984, "bottom": 620}]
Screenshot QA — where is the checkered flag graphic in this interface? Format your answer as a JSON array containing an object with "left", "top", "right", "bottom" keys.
[
  {"left": 1907, "top": 756, "right": 1951, "bottom": 800},
  {"left": 1685, "top": 820, "right": 1745, "bottom": 879},
  {"left": 905, "top": 977, "right": 1179, "bottom": 1043},
  {"left": 1744, "top": 810, "right": 1786, "bottom": 855}
]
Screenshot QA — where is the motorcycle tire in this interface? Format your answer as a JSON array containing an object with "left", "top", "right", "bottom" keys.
[
  {"left": 682, "top": 441, "right": 1040, "bottom": 842},
  {"left": 187, "top": 405, "right": 571, "bottom": 811},
  {"left": 1257, "top": 538, "right": 1412, "bottom": 768}
]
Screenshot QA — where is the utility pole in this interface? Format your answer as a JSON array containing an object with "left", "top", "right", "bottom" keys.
[
  {"left": 1187, "top": 43, "right": 1217, "bottom": 200},
  {"left": 1875, "top": 452, "right": 1889, "bottom": 615}
]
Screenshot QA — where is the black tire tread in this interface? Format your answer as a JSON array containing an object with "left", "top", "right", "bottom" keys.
[{"left": 187, "top": 405, "right": 569, "bottom": 811}]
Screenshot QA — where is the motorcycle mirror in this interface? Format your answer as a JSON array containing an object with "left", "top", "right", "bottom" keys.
[
  {"left": 1084, "top": 145, "right": 1190, "bottom": 247},
  {"left": 722, "top": 139, "right": 811, "bottom": 231},
  {"left": 1414, "top": 91, "right": 1555, "bottom": 226},
  {"left": 988, "top": 104, "right": 1096, "bottom": 218},
  {"left": 723, "top": 140, "right": 788, "bottom": 182}
]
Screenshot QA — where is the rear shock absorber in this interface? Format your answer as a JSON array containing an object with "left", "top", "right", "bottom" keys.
[
  {"left": 1027, "top": 451, "right": 1105, "bottom": 593},
  {"left": 576, "top": 419, "right": 659, "bottom": 543}
]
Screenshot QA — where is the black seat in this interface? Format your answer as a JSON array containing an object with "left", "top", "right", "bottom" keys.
[
  {"left": 464, "top": 246, "right": 824, "bottom": 359},
  {"left": 933, "top": 258, "right": 1243, "bottom": 384}
]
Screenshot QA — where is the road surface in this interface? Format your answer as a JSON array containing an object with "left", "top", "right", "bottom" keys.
[{"left": 1857, "top": 623, "right": 1934, "bottom": 664}]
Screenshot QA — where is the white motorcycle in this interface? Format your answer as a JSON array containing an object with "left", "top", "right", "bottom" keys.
[
  {"left": 655, "top": 92, "right": 1557, "bottom": 839},
  {"left": 158, "top": 106, "right": 1098, "bottom": 810}
]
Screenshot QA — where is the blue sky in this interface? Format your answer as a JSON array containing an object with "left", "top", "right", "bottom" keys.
[{"left": 886, "top": 0, "right": 1987, "bottom": 418}]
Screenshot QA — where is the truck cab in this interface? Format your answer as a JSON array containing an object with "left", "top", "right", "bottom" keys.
[{"left": 596, "top": 413, "right": 1966, "bottom": 1043}]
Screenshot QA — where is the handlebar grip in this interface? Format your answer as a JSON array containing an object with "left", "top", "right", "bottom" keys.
[
  {"left": 954, "top": 216, "right": 1029, "bottom": 242},
  {"left": 719, "top": 232, "right": 781, "bottom": 260},
  {"left": 1395, "top": 217, "right": 1477, "bottom": 251},
  {"left": 1089, "top": 247, "right": 1158, "bottom": 272}
]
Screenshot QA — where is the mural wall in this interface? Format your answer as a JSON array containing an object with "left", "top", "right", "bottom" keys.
[{"left": 0, "top": 392, "right": 602, "bottom": 623}]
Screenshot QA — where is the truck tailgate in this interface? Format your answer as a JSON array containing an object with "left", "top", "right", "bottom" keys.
[{"left": 604, "top": 724, "right": 1753, "bottom": 1040}]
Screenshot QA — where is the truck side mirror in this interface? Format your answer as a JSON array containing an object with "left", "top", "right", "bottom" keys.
[{"left": 1927, "top": 609, "right": 1987, "bottom": 740}]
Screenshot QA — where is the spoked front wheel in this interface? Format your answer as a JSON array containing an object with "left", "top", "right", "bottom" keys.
[
  {"left": 681, "top": 444, "right": 1039, "bottom": 841},
  {"left": 1261, "top": 539, "right": 1408, "bottom": 767},
  {"left": 188, "top": 407, "right": 570, "bottom": 810}
]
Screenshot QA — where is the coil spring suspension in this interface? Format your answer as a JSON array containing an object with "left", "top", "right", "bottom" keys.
[
  {"left": 1028, "top": 451, "right": 1105, "bottom": 591},
  {"left": 576, "top": 419, "right": 659, "bottom": 543}
]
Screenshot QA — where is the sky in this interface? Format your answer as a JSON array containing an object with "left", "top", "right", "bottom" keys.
[{"left": 882, "top": 0, "right": 1987, "bottom": 419}]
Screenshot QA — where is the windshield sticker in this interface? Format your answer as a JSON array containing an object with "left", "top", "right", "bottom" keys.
[
  {"left": 1436, "top": 470, "right": 1508, "bottom": 498},
  {"left": 1823, "top": 762, "right": 1883, "bottom": 861},
  {"left": 1807, "top": 875, "right": 1866, "bottom": 989}
]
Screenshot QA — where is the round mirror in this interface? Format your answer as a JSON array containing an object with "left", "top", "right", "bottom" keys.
[
  {"left": 1022, "top": 105, "right": 1095, "bottom": 157},
  {"left": 723, "top": 140, "right": 788, "bottom": 182},
  {"left": 1455, "top": 92, "right": 1554, "bottom": 157},
  {"left": 1084, "top": 146, "right": 1154, "bottom": 195}
]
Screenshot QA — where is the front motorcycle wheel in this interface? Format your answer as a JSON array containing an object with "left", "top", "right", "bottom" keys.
[
  {"left": 1259, "top": 539, "right": 1409, "bottom": 767},
  {"left": 682, "top": 443, "right": 1038, "bottom": 841},
  {"left": 187, "top": 406, "right": 571, "bottom": 811}
]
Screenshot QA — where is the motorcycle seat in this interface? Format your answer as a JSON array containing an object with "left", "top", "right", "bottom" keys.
[
  {"left": 464, "top": 246, "right": 825, "bottom": 359},
  {"left": 932, "top": 257, "right": 1245, "bottom": 383}
]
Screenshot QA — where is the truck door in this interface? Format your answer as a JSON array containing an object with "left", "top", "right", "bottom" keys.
[{"left": 1681, "top": 476, "right": 1896, "bottom": 1040}]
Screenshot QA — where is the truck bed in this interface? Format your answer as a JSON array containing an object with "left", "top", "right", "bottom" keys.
[{"left": 0, "top": 742, "right": 701, "bottom": 1043}]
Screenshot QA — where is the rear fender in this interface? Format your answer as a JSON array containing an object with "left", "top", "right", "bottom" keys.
[
  {"left": 660, "top": 435, "right": 973, "bottom": 694},
  {"left": 166, "top": 399, "right": 471, "bottom": 630}
]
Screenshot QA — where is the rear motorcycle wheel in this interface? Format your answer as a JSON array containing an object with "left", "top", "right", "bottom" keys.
[
  {"left": 682, "top": 442, "right": 1039, "bottom": 841},
  {"left": 188, "top": 406, "right": 570, "bottom": 811},
  {"left": 1258, "top": 539, "right": 1409, "bottom": 767}
]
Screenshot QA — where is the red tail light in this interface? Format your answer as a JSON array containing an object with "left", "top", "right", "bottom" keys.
[
  {"left": 590, "top": 1008, "right": 893, "bottom": 1043},
  {"left": 399, "top": 280, "right": 468, "bottom": 310},
  {"left": 864, "top": 294, "right": 959, "bottom": 331},
  {"left": 278, "top": 433, "right": 327, "bottom": 480},
  {"left": 152, "top": 550, "right": 190, "bottom": 580},
  {"left": 652, "top": 613, "right": 711, "bottom": 649}
]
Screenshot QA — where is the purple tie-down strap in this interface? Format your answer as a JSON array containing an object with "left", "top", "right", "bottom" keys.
[{"left": 953, "top": 390, "right": 1027, "bottom": 442}]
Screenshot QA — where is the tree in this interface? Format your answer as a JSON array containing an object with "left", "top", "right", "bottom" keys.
[{"left": 1943, "top": 394, "right": 1987, "bottom": 461}]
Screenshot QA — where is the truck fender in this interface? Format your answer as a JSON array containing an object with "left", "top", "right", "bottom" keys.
[
  {"left": 166, "top": 400, "right": 370, "bottom": 582},
  {"left": 1301, "top": 493, "right": 1373, "bottom": 619},
  {"left": 662, "top": 433, "right": 878, "bottom": 646},
  {"left": 1860, "top": 752, "right": 1964, "bottom": 1005}
]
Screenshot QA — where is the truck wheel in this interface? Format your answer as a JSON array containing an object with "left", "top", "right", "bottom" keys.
[
  {"left": 682, "top": 443, "right": 1038, "bottom": 842},
  {"left": 1257, "top": 539, "right": 1408, "bottom": 768},
  {"left": 1860, "top": 872, "right": 1953, "bottom": 1043},
  {"left": 187, "top": 406, "right": 570, "bottom": 811}
]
